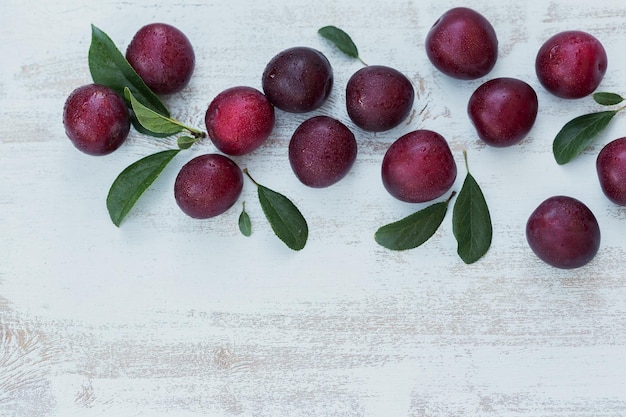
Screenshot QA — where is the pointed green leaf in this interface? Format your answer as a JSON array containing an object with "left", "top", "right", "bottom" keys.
[
  {"left": 125, "top": 87, "right": 184, "bottom": 136},
  {"left": 553, "top": 111, "right": 617, "bottom": 164},
  {"left": 238, "top": 202, "right": 252, "bottom": 237},
  {"left": 593, "top": 92, "right": 624, "bottom": 106},
  {"left": 107, "top": 149, "right": 180, "bottom": 227},
  {"left": 88, "top": 24, "right": 169, "bottom": 119},
  {"left": 374, "top": 197, "right": 453, "bottom": 251},
  {"left": 452, "top": 157, "right": 492, "bottom": 264},
  {"left": 318, "top": 26, "right": 360, "bottom": 59},
  {"left": 256, "top": 185, "right": 308, "bottom": 251},
  {"left": 177, "top": 136, "right": 196, "bottom": 150}
]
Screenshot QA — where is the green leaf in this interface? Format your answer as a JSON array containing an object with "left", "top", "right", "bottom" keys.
[
  {"left": 88, "top": 24, "right": 169, "bottom": 118},
  {"left": 124, "top": 87, "right": 184, "bottom": 136},
  {"left": 107, "top": 149, "right": 180, "bottom": 227},
  {"left": 255, "top": 184, "right": 308, "bottom": 251},
  {"left": 593, "top": 92, "right": 624, "bottom": 106},
  {"left": 553, "top": 110, "right": 618, "bottom": 164},
  {"left": 452, "top": 153, "right": 492, "bottom": 264},
  {"left": 318, "top": 26, "right": 361, "bottom": 60},
  {"left": 238, "top": 202, "right": 252, "bottom": 237},
  {"left": 374, "top": 195, "right": 454, "bottom": 251},
  {"left": 177, "top": 136, "right": 196, "bottom": 150}
]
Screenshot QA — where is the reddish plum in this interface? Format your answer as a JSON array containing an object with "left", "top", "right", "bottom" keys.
[
  {"left": 63, "top": 84, "right": 130, "bottom": 156},
  {"left": 126, "top": 23, "right": 195, "bottom": 95},
  {"left": 535, "top": 30, "right": 607, "bottom": 99},
  {"left": 205, "top": 86, "right": 275, "bottom": 156},
  {"left": 174, "top": 154, "right": 243, "bottom": 219},
  {"left": 262, "top": 46, "right": 333, "bottom": 113},
  {"left": 526, "top": 196, "right": 601, "bottom": 269},
  {"left": 381, "top": 130, "right": 457, "bottom": 203},
  {"left": 425, "top": 7, "right": 498, "bottom": 80},
  {"left": 345, "top": 65, "right": 414, "bottom": 132},
  {"left": 289, "top": 116, "right": 357, "bottom": 188},
  {"left": 596, "top": 137, "right": 626, "bottom": 206},
  {"left": 468, "top": 77, "right": 538, "bottom": 147}
]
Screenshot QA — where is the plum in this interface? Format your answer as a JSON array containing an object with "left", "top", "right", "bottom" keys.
[
  {"left": 205, "top": 86, "right": 275, "bottom": 156},
  {"left": 596, "top": 137, "right": 626, "bottom": 206},
  {"left": 425, "top": 7, "right": 498, "bottom": 80},
  {"left": 467, "top": 77, "right": 538, "bottom": 147},
  {"left": 174, "top": 154, "right": 243, "bottom": 219},
  {"left": 288, "top": 116, "right": 357, "bottom": 188},
  {"left": 63, "top": 84, "right": 130, "bottom": 156},
  {"left": 381, "top": 130, "right": 457, "bottom": 203},
  {"left": 526, "top": 196, "right": 601, "bottom": 269},
  {"left": 535, "top": 30, "right": 607, "bottom": 99},
  {"left": 262, "top": 46, "right": 333, "bottom": 113},
  {"left": 345, "top": 65, "right": 414, "bottom": 132},
  {"left": 125, "top": 23, "right": 195, "bottom": 95}
]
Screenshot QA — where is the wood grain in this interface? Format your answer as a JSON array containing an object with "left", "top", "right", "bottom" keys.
[{"left": 2, "top": 0, "right": 626, "bottom": 416}]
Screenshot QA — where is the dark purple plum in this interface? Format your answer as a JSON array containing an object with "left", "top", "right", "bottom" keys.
[
  {"left": 345, "top": 65, "right": 414, "bottom": 132},
  {"left": 526, "top": 196, "right": 601, "bottom": 269},
  {"left": 174, "top": 154, "right": 243, "bottom": 219},
  {"left": 596, "top": 137, "right": 626, "bottom": 206},
  {"left": 289, "top": 116, "right": 357, "bottom": 188},
  {"left": 126, "top": 23, "right": 195, "bottom": 95},
  {"left": 381, "top": 130, "right": 457, "bottom": 203},
  {"left": 63, "top": 84, "right": 130, "bottom": 156},
  {"left": 425, "top": 7, "right": 498, "bottom": 80},
  {"left": 468, "top": 77, "right": 538, "bottom": 147},
  {"left": 535, "top": 30, "right": 607, "bottom": 99},
  {"left": 262, "top": 46, "right": 333, "bottom": 113},
  {"left": 205, "top": 86, "right": 275, "bottom": 156}
]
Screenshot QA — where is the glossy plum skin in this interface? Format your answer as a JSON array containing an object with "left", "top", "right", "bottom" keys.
[
  {"left": 63, "top": 84, "right": 130, "bottom": 156},
  {"left": 381, "top": 130, "right": 457, "bottom": 203},
  {"left": 262, "top": 47, "right": 333, "bottom": 113},
  {"left": 468, "top": 77, "right": 539, "bottom": 147},
  {"left": 345, "top": 65, "right": 415, "bottom": 132},
  {"left": 125, "top": 23, "right": 195, "bottom": 95},
  {"left": 174, "top": 154, "right": 243, "bottom": 219},
  {"left": 289, "top": 116, "right": 357, "bottom": 188},
  {"left": 535, "top": 30, "right": 607, "bottom": 99},
  {"left": 526, "top": 196, "right": 601, "bottom": 269},
  {"left": 205, "top": 86, "right": 275, "bottom": 156},
  {"left": 596, "top": 137, "right": 626, "bottom": 206},
  {"left": 425, "top": 7, "right": 498, "bottom": 80}
]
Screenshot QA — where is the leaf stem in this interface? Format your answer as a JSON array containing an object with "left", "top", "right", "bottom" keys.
[
  {"left": 446, "top": 190, "right": 457, "bottom": 204},
  {"left": 462, "top": 149, "right": 470, "bottom": 173},
  {"left": 243, "top": 168, "right": 259, "bottom": 187},
  {"left": 172, "top": 119, "right": 205, "bottom": 139}
]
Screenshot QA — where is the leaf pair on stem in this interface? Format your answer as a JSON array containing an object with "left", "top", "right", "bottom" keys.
[
  {"left": 375, "top": 151, "right": 492, "bottom": 264},
  {"left": 553, "top": 92, "right": 625, "bottom": 164}
]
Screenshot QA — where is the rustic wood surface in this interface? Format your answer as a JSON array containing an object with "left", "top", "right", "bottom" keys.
[{"left": 2, "top": 0, "right": 626, "bottom": 416}]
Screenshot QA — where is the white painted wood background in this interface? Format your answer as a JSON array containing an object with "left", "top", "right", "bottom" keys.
[{"left": 2, "top": 0, "right": 626, "bottom": 416}]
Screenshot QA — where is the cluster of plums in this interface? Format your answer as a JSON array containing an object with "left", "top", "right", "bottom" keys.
[{"left": 62, "top": 8, "right": 625, "bottom": 269}]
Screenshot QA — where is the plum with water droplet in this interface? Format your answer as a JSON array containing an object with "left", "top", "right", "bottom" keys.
[
  {"left": 289, "top": 116, "right": 357, "bottom": 188},
  {"left": 63, "top": 84, "right": 130, "bottom": 156},
  {"left": 381, "top": 129, "right": 457, "bottom": 203},
  {"left": 174, "top": 154, "right": 243, "bottom": 219},
  {"left": 535, "top": 30, "right": 607, "bottom": 99},
  {"left": 526, "top": 196, "right": 601, "bottom": 269},
  {"left": 126, "top": 23, "right": 195, "bottom": 95},
  {"left": 596, "top": 137, "right": 626, "bottom": 206},
  {"left": 468, "top": 77, "right": 538, "bottom": 147},
  {"left": 425, "top": 7, "right": 498, "bottom": 80},
  {"left": 262, "top": 46, "right": 333, "bottom": 113},
  {"left": 345, "top": 65, "right": 414, "bottom": 132}
]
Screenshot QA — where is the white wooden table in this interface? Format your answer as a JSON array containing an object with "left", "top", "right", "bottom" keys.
[{"left": 2, "top": 0, "right": 626, "bottom": 416}]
